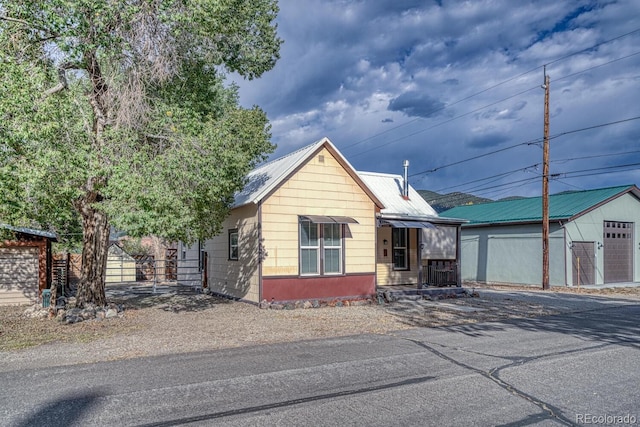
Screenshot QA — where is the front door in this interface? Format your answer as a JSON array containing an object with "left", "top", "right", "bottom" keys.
[{"left": 572, "top": 241, "right": 595, "bottom": 286}]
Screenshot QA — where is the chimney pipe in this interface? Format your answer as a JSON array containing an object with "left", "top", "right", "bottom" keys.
[{"left": 403, "top": 160, "right": 410, "bottom": 199}]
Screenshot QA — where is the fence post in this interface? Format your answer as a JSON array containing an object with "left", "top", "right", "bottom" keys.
[{"left": 153, "top": 258, "right": 157, "bottom": 293}]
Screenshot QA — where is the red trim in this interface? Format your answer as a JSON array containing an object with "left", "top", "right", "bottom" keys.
[{"left": 262, "top": 274, "right": 376, "bottom": 302}]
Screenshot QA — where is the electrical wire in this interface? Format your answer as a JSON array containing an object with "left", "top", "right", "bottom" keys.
[{"left": 341, "top": 27, "right": 640, "bottom": 154}]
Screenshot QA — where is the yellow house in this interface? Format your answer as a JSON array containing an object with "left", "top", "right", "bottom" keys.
[
  {"left": 201, "top": 137, "right": 466, "bottom": 303},
  {"left": 204, "top": 137, "right": 383, "bottom": 303}
]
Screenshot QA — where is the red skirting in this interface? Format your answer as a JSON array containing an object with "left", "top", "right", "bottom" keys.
[{"left": 262, "top": 274, "right": 376, "bottom": 302}]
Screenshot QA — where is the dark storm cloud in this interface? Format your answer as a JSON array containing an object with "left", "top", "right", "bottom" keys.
[
  {"left": 467, "top": 132, "right": 510, "bottom": 149},
  {"left": 388, "top": 91, "right": 445, "bottom": 118},
  {"left": 234, "top": 0, "right": 640, "bottom": 197}
]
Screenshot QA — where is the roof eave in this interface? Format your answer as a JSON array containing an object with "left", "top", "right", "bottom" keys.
[{"left": 379, "top": 213, "right": 467, "bottom": 225}]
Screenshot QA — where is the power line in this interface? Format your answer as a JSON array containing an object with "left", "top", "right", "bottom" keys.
[
  {"left": 434, "top": 164, "right": 538, "bottom": 193},
  {"left": 552, "top": 149, "right": 640, "bottom": 164},
  {"left": 349, "top": 85, "right": 540, "bottom": 159},
  {"left": 409, "top": 115, "right": 640, "bottom": 179},
  {"left": 341, "top": 27, "right": 640, "bottom": 154},
  {"left": 545, "top": 27, "right": 640, "bottom": 66},
  {"left": 348, "top": 51, "right": 640, "bottom": 162},
  {"left": 424, "top": 160, "right": 640, "bottom": 204},
  {"left": 431, "top": 146, "right": 640, "bottom": 194}
]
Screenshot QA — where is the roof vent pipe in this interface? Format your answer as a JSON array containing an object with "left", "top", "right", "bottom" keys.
[{"left": 403, "top": 160, "right": 410, "bottom": 199}]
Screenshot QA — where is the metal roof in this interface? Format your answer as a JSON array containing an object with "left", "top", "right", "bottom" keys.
[
  {"left": 1, "top": 224, "right": 58, "bottom": 241},
  {"left": 440, "top": 185, "right": 640, "bottom": 226},
  {"left": 233, "top": 137, "right": 383, "bottom": 209},
  {"left": 357, "top": 171, "right": 466, "bottom": 225},
  {"left": 358, "top": 171, "right": 438, "bottom": 217}
]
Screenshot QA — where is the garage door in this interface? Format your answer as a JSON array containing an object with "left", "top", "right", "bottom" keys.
[
  {"left": 603, "top": 221, "right": 633, "bottom": 284},
  {"left": 0, "top": 247, "right": 39, "bottom": 305}
]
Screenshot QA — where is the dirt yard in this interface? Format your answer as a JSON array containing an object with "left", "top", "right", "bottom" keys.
[{"left": 1, "top": 284, "right": 638, "bottom": 369}]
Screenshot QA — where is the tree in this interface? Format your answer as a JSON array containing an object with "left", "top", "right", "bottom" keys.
[{"left": 0, "top": 0, "right": 282, "bottom": 307}]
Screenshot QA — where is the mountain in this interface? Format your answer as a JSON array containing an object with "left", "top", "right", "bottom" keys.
[{"left": 417, "top": 190, "right": 493, "bottom": 213}]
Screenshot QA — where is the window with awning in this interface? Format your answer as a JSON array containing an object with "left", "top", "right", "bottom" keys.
[
  {"left": 299, "top": 218, "right": 346, "bottom": 275},
  {"left": 299, "top": 215, "right": 358, "bottom": 224}
]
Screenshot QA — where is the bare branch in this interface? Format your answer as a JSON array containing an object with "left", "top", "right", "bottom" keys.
[
  {"left": 0, "top": 15, "right": 32, "bottom": 26},
  {"left": 1, "top": 14, "right": 60, "bottom": 39},
  {"left": 43, "top": 68, "right": 68, "bottom": 96},
  {"left": 42, "top": 62, "right": 83, "bottom": 97}
]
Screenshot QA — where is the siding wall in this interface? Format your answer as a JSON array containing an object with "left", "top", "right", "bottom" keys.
[
  {"left": 206, "top": 204, "right": 261, "bottom": 302},
  {"left": 260, "top": 147, "right": 377, "bottom": 278},
  {"left": 563, "top": 193, "right": 640, "bottom": 285},
  {"left": 204, "top": 146, "right": 382, "bottom": 302},
  {"left": 0, "top": 236, "right": 50, "bottom": 306},
  {"left": 459, "top": 223, "right": 565, "bottom": 286},
  {"left": 376, "top": 227, "right": 421, "bottom": 286},
  {"left": 0, "top": 247, "right": 39, "bottom": 305}
]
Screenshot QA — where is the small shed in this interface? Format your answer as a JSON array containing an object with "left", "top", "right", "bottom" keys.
[
  {"left": 106, "top": 243, "right": 137, "bottom": 283},
  {"left": 0, "top": 225, "right": 57, "bottom": 306},
  {"left": 440, "top": 185, "right": 640, "bottom": 286}
]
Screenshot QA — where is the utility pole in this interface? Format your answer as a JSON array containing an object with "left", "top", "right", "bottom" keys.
[{"left": 542, "top": 67, "right": 550, "bottom": 290}]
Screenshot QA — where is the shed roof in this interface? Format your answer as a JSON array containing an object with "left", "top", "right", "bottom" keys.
[
  {"left": 1, "top": 224, "right": 58, "bottom": 241},
  {"left": 440, "top": 185, "right": 640, "bottom": 226},
  {"left": 232, "top": 137, "right": 383, "bottom": 209}
]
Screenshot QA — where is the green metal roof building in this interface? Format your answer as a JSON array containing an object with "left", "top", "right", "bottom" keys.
[{"left": 440, "top": 185, "right": 640, "bottom": 287}]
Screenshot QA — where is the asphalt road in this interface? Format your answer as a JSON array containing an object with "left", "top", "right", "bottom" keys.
[{"left": 2, "top": 292, "right": 639, "bottom": 427}]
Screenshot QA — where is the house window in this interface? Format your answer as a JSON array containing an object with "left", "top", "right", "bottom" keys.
[
  {"left": 229, "top": 229, "right": 239, "bottom": 261},
  {"left": 392, "top": 228, "right": 408, "bottom": 270},
  {"left": 300, "top": 220, "right": 343, "bottom": 275},
  {"left": 323, "top": 223, "right": 342, "bottom": 274}
]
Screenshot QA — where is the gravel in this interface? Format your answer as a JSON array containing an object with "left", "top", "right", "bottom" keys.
[{"left": 1, "top": 284, "right": 638, "bottom": 372}]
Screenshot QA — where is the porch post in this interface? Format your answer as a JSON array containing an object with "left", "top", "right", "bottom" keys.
[
  {"left": 456, "top": 224, "right": 462, "bottom": 287},
  {"left": 417, "top": 228, "right": 423, "bottom": 289}
]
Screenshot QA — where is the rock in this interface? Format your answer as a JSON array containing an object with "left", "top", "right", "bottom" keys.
[
  {"left": 312, "top": 300, "right": 320, "bottom": 308},
  {"left": 303, "top": 301, "right": 313, "bottom": 309},
  {"left": 80, "top": 308, "right": 96, "bottom": 320},
  {"left": 284, "top": 303, "right": 295, "bottom": 310},
  {"left": 95, "top": 310, "right": 106, "bottom": 320},
  {"left": 270, "top": 303, "right": 284, "bottom": 310},
  {"left": 259, "top": 299, "right": 270, "bottom": 309},
  {"left": 294, "top": 301, "right": 305, "bottom": 309},
  {"left": 105, "top": 308, "right": 118, "bottom": 319},
  {"left": 65, "top": 314, "right": 82, "bottom": 324},
  {"left": 335, "top": 301, "right": 343, "bottom": 307}
]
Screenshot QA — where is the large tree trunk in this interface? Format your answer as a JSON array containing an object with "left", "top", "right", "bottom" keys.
[{"left": 76, "top": 197, "right": 110, "bottom": 307}]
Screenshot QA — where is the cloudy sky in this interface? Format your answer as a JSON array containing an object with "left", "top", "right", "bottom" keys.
[{"left": 232, "top": 0, "right": 640, "bottom": 199}]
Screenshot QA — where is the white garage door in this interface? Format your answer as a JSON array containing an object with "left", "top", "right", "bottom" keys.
[{"left": 0, "top": 247, "right": 39, "bottom": 305}]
